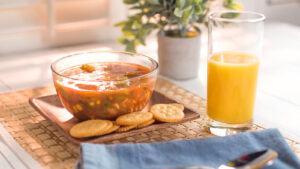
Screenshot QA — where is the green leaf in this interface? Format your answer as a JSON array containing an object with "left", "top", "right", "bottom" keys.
[
  {"left": 176, "top": 0, "right": 185, "bottom": 9},
  {"left": 195, "top": 5, "right": 202, "bottom": 14},
  {"left": 174, "top": 8, "right": 183, "bottom": 17},
  {"left": 142, "top": 23, "right": 154, "bottom": 29},
  {"left": 130, "top": 6, "right": 143, "bottom": 10},
  {"left": 117, "top": 38, "right": 130, "bottom": 45},
  {"left": 114, "top": 21, "right": 126, "bottom": 27},
  {"left": 182, "top": 5, "right": 192, "bottom": 12},
  {"left": 125, "top": 40, "right": 136, "bottom": 52},
  {"left": 135, "top": 33, "right": 146, "bottom": 46},
  {"left": 223, "top": 0, "right": 234, "bottom": 7},
  {"left": 181, "top": 8, "right": 194, "bottom": 24},
  {"left": 158, "top": 20, "right": 168, "bottom": 27},
  {"left": 123, "top": 0, "right": 139, "bottom": 4},
  {"left": 196, "top": 14, "right": 206, "bottom": 23},
  {"left": 122, "top": 27, "right": 133, "bottom": 32},
  {"left": 204, "top": 21, "right": 208, "bottom": 27},
  {"left": 123, "top": 31, "right": 135, "bottom": 37},
  {"left": 185, "top": 0, "right": 194, "bottom": 7},
  {"left": 193, "top": 0, "right": 202, "bottom": 4},
  {"left": 124, "top": 20, "right": 134, "bottom": 28},
  {"left": 133, "top": 20, "right": 142, "bottom": 29},
  {"left": 146, "top": 0, "right": 159, "bottom": 5},
  {"left": 139, "top": 37, "right": 146, "bottom": 45},
  {"left": 223, "top": 0, "right": 242, "bottom": 10},
  {"left": 129, "top": 14, "right": 142, "bottom": 22},
  {"left": 134, "top": 39, "right": 140, "bottom": 46},
  {"left": 231, "top": 3, "right": 243, "bottom": 10},
  {"left": 193, "top": 25, "right": 201, "bottom": 33}
]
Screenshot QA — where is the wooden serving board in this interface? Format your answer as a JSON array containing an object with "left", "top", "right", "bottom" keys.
[{"left": 29, "top": 91, "right": 200, "bottom": 144}]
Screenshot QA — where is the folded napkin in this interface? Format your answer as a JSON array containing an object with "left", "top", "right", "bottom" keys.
[{"left": 77, "top": 129, "right": 300, "bottom": 169}]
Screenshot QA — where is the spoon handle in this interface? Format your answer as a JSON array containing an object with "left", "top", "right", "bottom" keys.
[
  {"left": 219, "top": 149, "right": 278, "bottom": 169},
  {"left": 240, "top": 149, "right": 278, "bottom": 169}
]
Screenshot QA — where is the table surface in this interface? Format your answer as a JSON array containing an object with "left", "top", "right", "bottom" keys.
[
  {"left": 0, "top": 22, "right": 299, "bottom": 167},
  {"left": 0, "top": 77, "right": 299, "bottom": 169}
]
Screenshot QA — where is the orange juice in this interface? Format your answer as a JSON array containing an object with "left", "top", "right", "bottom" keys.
[{"left": 207, "top": 52, "right": 259, "bottom": 124}]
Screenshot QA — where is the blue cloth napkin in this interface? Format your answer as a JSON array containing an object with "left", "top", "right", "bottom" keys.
[{"left": 77, "top": 129, "right": 300, "bottom": 169}]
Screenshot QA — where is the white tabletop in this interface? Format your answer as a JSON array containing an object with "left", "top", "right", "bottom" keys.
[{"left": 0, "top": 22, "right": 299, "bottom": 167}]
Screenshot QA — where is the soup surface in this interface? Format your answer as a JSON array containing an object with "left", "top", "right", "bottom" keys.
[{"left": 54, "top": 62, "right": 155, "bottom": 120}]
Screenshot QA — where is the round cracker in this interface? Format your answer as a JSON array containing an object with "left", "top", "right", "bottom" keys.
[
  {"left": 116, "top": 125, "right": 137, "bottom": 133},
  {"left": 137, "top": 119, "right": 155, "bottom": 128},
  {"left": 169, "top": 103, "right": 184, "bottom": 111},
  {"left": 101, "top": 124, "right": 120, "bottom": 135},
  {"left": 150, "top": 104, "right": 184, "bottom": 122},
  {"left": 70, "top": 120, "right": 112, "bottom": 138},
  {"left": 116, "top": 112, "right": 153, "bottom": 126}
]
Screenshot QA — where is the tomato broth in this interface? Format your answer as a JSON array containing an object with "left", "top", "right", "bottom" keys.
[{"left": 54, "top": 62, "right": 155, "bottom": 120}]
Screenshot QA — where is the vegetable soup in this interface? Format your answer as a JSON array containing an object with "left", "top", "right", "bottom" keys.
[{"left": 54, "top": 62, "right": 156, "bottom": 120}]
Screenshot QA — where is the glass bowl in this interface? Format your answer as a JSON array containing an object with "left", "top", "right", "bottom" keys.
[{"left": 51, "top": 51, "right": 159, "bottom": 120}]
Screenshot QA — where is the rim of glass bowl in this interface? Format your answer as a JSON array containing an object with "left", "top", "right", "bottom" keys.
[
  {"left": 209, "top": 10, "right": 266, "bottom": 23},
  {"left": 51, "top": 50, "right": 159, "bottom": 82}
]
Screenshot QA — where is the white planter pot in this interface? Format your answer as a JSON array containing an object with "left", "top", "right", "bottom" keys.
[{"left": 157, "top": 32, "right": 201, "bottom": 80}]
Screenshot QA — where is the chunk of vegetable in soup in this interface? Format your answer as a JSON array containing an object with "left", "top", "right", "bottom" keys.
[{"left": 54, "top": 62, "right": 155, "bottom": 120}]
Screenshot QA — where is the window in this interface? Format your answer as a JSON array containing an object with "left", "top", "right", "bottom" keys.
[{"left": 0, "top": 0, "right": 127, "bottom": 55}]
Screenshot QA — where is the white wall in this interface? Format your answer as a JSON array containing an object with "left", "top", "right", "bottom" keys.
[{"left": 238, "top": 0, "right": 300, "bottom": 26}]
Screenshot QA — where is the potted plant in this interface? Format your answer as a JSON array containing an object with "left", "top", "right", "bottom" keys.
[{"left": 115, "top": 0, "right": 241, "bottom": 80}]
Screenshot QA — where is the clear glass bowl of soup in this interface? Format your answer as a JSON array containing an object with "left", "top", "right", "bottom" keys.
[{"left": 51, "top": 51, "right": 159, "bottom": 121}]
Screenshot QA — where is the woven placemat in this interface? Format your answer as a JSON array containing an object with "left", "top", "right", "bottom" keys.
[{"left": 0, "top": 77, "right": 299, "bottom": 169}]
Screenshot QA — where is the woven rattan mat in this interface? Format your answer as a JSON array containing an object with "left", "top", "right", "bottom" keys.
[{"left": 0, "top": 77, "right": 299, "bottom": 169}]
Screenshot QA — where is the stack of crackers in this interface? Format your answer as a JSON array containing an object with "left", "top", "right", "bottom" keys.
[{"left": 70, "top": 103, "right": 185, "bottom": 139}]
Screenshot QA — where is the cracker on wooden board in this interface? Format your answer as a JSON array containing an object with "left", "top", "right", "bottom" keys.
[
  {"left": 150, "top": 104, "right": 184, "bottom": 123},
  {"left": 116, "top": 125, "right": 137, "bottom": 133},
  {"left": 102, "top": 124, "right": 120, "bottom": 135},
  {"left": 137, "top": 119, "right": 155, "bottom": 128},
  {"left": 70, "top": 120, "right": 113, "bottom": 138},
  {"left": 169, "top": 103, "right": 184, "bottom": 111},
  {"left": 70, "top": 103, "right": 185, "bottom": 138},
  {"left": 116, "top": 112, "right": 153, "bottom": 126}
]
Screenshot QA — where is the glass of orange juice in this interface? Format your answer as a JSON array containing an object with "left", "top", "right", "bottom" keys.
[{"left": 207, "top": 11, "right": 265, "bottom": 136}]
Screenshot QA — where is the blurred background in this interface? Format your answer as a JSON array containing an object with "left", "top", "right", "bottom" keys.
[
  {"left": 0, "top": 0, "right": 299, "bottom": 141},
  {"left": 0, "top": 0, "right": 299, "bottom": 55}
]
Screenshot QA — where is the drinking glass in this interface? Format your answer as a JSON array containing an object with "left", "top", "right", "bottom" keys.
[{"left": 207, "top": 11, "right": 265, "bottom": 136}]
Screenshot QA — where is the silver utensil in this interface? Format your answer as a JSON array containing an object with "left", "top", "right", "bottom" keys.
[{"left": 160, "top": 149, "right": 278, "bottom": 169}]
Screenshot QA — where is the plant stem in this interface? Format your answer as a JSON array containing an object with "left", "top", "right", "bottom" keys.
[
  {"left": 178, "top": 24, "right": 188, "bottom": 37},
  {"left": 178, "top": 23, "right": 182, "bottom": 37},
  {"left": 182, "top": 24, "right": 187, "bottom": 37}
]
